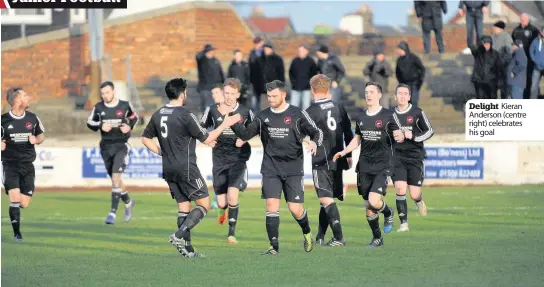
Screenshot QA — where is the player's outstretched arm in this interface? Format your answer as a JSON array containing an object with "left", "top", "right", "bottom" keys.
[
  {"left": 126, "top": 103, "right": 140, "bottom": 129},
  {"left": 411, "top": 110, "right": 434, "bottom": 142},
  {"left": 333, "top": 135, "right": 361, "bottom": 162},
  {"left": 86, "top": 106, "right": 101, "bottom": 132},
  {"left": 231, "top": 116, "right": 260, "bottom": 141}
]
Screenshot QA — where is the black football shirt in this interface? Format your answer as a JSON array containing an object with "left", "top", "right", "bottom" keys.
[{"left": 1, "top": 111, "right": 45, "bottom": 164}]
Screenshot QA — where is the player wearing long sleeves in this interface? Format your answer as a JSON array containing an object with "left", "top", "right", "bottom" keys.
[
  {"left": 86, "top": 81, "right": 138, "bottom": 225},
  {"left": 392, "top": 84, "right": 433, "bottom": 232},
  {"left": 141, "top": 78, "right": 241, "bottom": 258},
  {"left": 230, "top": 80, "right": 322, "bottom": 255},
  {"left": 200, "top": 78, "right": 255, "bottom": 244},
  {"left": 2, "top": 87, "right": 45, "bottom": 242},
  {"left": 304, "top": 74, "right": 354, "bottom": 247},
  {"left": 333, "top": 82, "right": 405, "bottom": 248}
]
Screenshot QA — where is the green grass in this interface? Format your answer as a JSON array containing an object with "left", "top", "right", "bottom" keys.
[{"left": 2, "top": 185, "right": 544, "bottom": 287}]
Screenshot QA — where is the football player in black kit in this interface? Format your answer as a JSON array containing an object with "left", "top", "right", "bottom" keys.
[
  {"left": 305, "top": 74, "right": 354, "bottom": 247},
  {"left": 201, "top": 78, "right": 254, "bottom": 244},
  {"left": 142, "top": 78, "right": 241, "bottom": 258},
  {"left": 392, "top": 84, "right": 432, "bottom": 232},
  {"left": 333, "top": 82, "right": 404, "bottom": 247},
  {"left": 87, "top": 81, "right": 138, "bottom": 225},
  {"left": 1, "top": 87, "right": 45, "bottom": 242},
  {"left": 230, "top": 80, "right": 323, "bottom": 255}
]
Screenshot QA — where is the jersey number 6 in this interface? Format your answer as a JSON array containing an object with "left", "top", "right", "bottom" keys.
[
  {"left": 327, "top": 110, "right": 337, "bottom": 131},
  {"left": 161, "top": 116, "right": 168, "bottom": 138}
]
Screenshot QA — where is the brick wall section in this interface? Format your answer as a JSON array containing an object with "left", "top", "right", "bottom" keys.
[{"left": 1, "top": 6, "right": 253, "bottom": 105}]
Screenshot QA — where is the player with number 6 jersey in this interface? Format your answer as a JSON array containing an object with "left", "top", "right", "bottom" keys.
[
  {"left": 142, "top": 78, "right": 241, "bottom": 258},
  {"left": 304, "top": 74, "right": 354, "bottom": 247}
]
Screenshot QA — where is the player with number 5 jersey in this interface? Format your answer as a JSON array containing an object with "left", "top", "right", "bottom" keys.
[{"left": 142, "top": 78, "right": 241, "bottom": 258}]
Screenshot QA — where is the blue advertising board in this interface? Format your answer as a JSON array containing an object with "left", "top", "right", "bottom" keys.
[
  {"left": 424, "top": 147, "right": 484, "bottom": 179},
  {"left": 82, "top": 147, "right": 163, "bottom": 178}
]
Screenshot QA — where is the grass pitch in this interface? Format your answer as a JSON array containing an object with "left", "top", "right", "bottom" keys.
[{"left": 2, "top": 185, "right": 544, "bottom": 287}]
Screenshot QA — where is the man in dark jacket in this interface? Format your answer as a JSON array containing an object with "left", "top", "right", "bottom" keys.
[
  {"left": 395, "top": 41, "right": 425, "bottom": 107},
  {"left": 248, "top": 36, "right": 265, "bottom": 112},
  {"left": 458, "top": 1, "right": 489, "bottom": 48},
  {"left": 227, "top": 49, "right": 251, "bottom": 107},
  {"left": 492, "top": 20, "right": 513, "bottom": 99},
  {"left": 196, "top": 44, "right": 225, "bottom": 114},
  {"left": 512, "top": 13, "right": 540, "bottom": 99},
  {"left": 470, "top": 35, "right": 502, "bottom": 100},
  {"left": 507, "top": 40, "right": 528, "bottom": 99},
  {"left": 289, "top": 45, "right": 318, "bottom": 110},
  {"left": 415, "top": 1, "right": 447, "bottom": 54},
  {"left": 316, "top": 45, "right": 346, "bottom": 103},
  {"left": 363, "top": 48, "right": 392, "bottom": 107},
  {"left": 262, "top": 43, "right": 285, "bottom": 85}
]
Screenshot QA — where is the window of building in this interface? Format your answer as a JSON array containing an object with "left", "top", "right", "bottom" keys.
[{"left": 1, "top": 9, "right": 52, "bottom": 25}]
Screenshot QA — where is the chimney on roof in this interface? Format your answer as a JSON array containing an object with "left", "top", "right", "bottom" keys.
[
  {"left": 360, "top": 4, "right": 375, "bottom": 33},
  {"left": 407, "top": 8, "right": 419, "bottom": 28},
  {"left": 250, "top": 5, "right": 265, "bottom": 17}
]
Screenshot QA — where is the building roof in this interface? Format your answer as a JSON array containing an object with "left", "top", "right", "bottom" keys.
[
  {"left": 244, "top": 17, "right": 294, "bottom": 34},
  {"left": 507, "top": 1, "right": 544, "bottom": 21},
  {"left": 374, "top": 25, "right": 421, "bottom": 36},
  {"left": 448, "top": 1, "right": 544, "bottom": 24}
]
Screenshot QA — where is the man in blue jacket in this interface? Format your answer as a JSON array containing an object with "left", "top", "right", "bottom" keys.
[
  {"left": 529, "top": 26, "right": 544, "bottom": 99},
  {"left": 508, "top": 40, "right": 528, "bottom": 99}
]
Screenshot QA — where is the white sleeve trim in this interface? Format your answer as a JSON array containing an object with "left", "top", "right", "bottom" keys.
[
  {"left": 414, "top": 111, "right": 433, "bottom": 142},
  {"left": 87, "top": 107, "right": 101, "bottom": 126},
  {"left": 190, "top": 113, "right": 208, "bottom": 134},
  {"left": 301, "top": 110, "right": 323, "bottom": 146}
]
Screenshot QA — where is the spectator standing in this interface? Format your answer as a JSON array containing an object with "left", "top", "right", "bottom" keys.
[
  {"left": 470, "top": 36, "right": 502, "bottom": 100},
  {"left": 529, "top": 27, "right": 544, "bottom": 99},
  {"left": 196, "top": 44, "right": 225, "bottom": 113},
  {"left": 458, "top": 1, "right": 489, "bottom": 49},
  {"left": 227, "top": 50, "right": 251, "bottom": 107},
  {"left": 414, "top": 1, "right": 447, "bottom": 54},
  {"left": 289, "top": 45, "right": 318, "bottom": 110},
  {"left": 261, "top": 43, "right": 285, "bottom": 86},
  {"left": 316, "top": 45, "right": 346, "bottom": 103},
  {"left": 248, "top": 36, "right": 265, "bottom": 112},
  {"left": 492, "top": 21, "right": 513, "bottom": 99},
  {"left": 395, "top": 41, "right": 425, "bottom": 107},
  {"left": 507, "top": 40, "right": 527, "bottom": 100},
  {"left": 363, "top": 48, "right": 393, "bottom": 108},
  {"left": 512, "top": 13, "right": 540, "bottom": 99}
]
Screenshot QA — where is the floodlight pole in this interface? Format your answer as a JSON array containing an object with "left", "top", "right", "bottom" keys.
[{"left": 88, "top": 9, "right": 104, "bottom": 108}]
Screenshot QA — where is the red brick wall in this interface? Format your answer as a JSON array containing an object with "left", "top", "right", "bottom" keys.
[{"left": 1, "top": 7, "right": 253, "bottom": 105}]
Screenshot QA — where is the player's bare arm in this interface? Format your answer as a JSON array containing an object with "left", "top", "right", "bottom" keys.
[
  {"left": 141, "top": 137, "right": 161, "bottom": 156},
  {"left": 333, "top": 135, "right": 361, "bottom": 162},
  {"left": 202, "top": 113, "right": 241, "bottom": 145}
]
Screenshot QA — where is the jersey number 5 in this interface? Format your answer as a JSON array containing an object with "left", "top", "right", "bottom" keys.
[
  {"left": 160, "top": 116, "right": 168, "bottom": 138},
  {"left": 327, "top": 110, "right": 337, "bottom": 131}
]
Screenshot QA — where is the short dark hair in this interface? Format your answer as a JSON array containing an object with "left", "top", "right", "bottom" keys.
[
  {"left": 395, "top": 83, "right": 411, "bottom": 95},
  {"left": 6, "top": 87, "right": 23, "bottom": 106},
  {"left": 233, "top": 49, "right": 241, "bottom": 54},
  {"left": 164, "top": 78, "right": 187, "bottom": 100},
  {"left": 365, "top": 81, "right": 383, "bottom": 94},
  {"left": 212, "top": 83, "right": 224, "bottom": 90},
  {"left": 265, "top": 80, "right": 287, "bottom": 93},
  {"left": 100, "top": 81, "right": 114, "bottom": 90}
]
